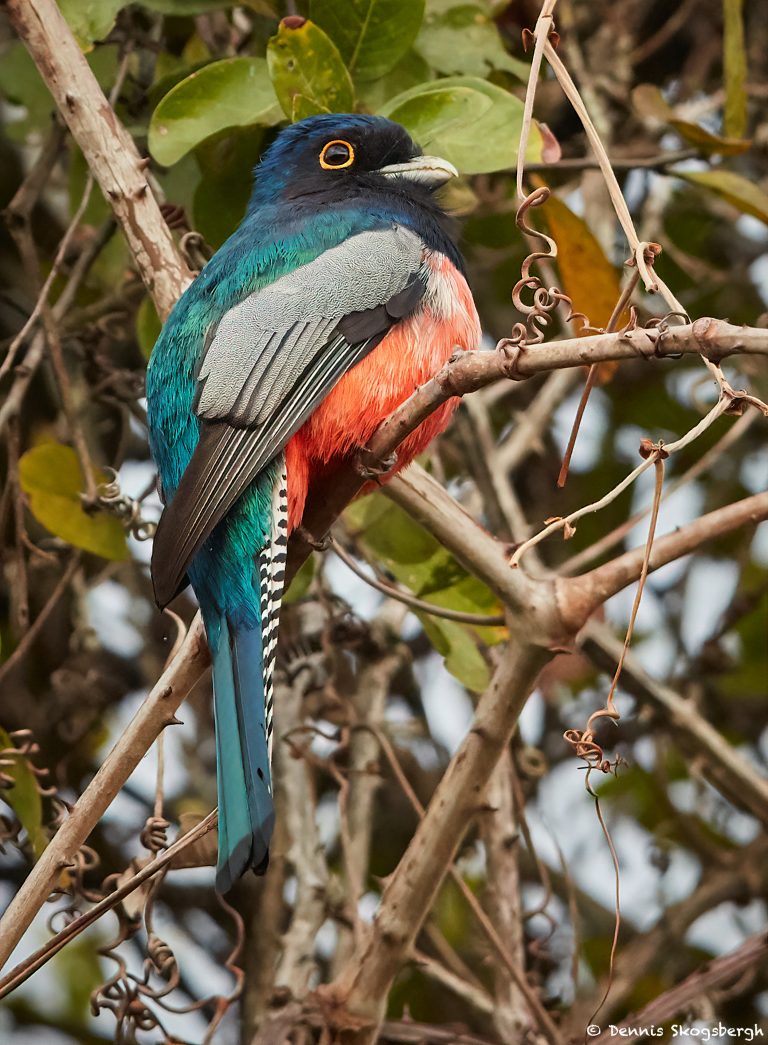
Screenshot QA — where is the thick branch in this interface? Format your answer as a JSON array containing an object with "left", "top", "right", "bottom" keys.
[
  {"left": 383, "top": 466, "right": 562, "bottom": 642},
  {"left": 0, "top": 615, "right": 208, "bottom": 971},
  {"left": 561, "top": 491, "right": 768, "bottom": 629},
  {"left": 5, "top": 0, "right": 192, "bottom": 318},
  {"left": 606, "top": 931, "right": 768, "bottom": 1036},
  {"left": 481, "top": 752, "right": 530, "bottom": 1041},
  {"left": 289, "top": 318, "right": 768, "bottom": 580},
  {"left": 322, "top": 639, "right": 556, "bottom": 1045}
]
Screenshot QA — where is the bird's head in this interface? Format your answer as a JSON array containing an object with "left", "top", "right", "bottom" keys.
[{"left": 249, "top": 113, "right": 458, "bottom": 208}]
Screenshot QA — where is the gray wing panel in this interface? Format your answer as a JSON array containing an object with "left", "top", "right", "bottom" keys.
[
  {"left": 151, "top": 335, "right": 375, "bottom": 607},
  {"left": 195, "top": 226, "right": 423, "bottom": 427}
]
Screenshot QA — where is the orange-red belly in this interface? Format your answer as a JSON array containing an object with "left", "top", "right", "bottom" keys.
[{"left": 285, "top": 254, "right": 481, "bottom": 531}]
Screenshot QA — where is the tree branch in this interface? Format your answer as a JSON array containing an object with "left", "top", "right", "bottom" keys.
[
  {"left": 322, "top": 639, "right": 557, "bottom": 1045},
  {"left": 605, "top": 931, "right": 768, "bottom": 1036},
  {"left": 5, "top": 0, "right": 192, "bottom": 319},
  {"left": 0, "top": 614, "right": 208, "bottom": 971},
  {"left": 562, "top": 491, "right": 768, "bottom": 629},
  {"left": 566, "top": 836, "right": 768, "bottom": 1029},
  {"left": 289, "top": 318, "right": 768, "bottom": 580}
]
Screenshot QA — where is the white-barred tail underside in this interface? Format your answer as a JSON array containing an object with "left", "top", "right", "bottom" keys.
[{"left": 258, "top": 457, "right": 288, "bottom": 762}]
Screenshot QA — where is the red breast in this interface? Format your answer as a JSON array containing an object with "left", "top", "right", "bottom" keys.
[{"left": 285, "top": 254, "right": 481, "bottom": 531}]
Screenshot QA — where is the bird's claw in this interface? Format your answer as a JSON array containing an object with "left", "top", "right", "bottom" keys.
[
  {"left": 355, "top": 449, "right": 398, "bottom": 483},
  {"left": 295, "top": 525, "right": 332, "bottom": 552}
]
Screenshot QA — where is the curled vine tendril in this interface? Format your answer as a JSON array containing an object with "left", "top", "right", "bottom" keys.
[
  {"left": 502, "top": 186, "right": 600, "bottom": 350},
  {"left": 93, "top": 469, "right": 157, "bottom": 540}
]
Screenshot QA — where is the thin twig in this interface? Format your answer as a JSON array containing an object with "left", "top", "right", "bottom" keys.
[
  {"left": 0, "top": 175, "right": 94, "bottom": 381},
  {"left": 511, "top": 397, "right": 729, "bottom": 567},
  {"left": 0, "top": 614, "right": 209, "bottom": 970},
  {"left": 561, "top": 409, "right": 757, "bottom": 574},
  {"left": 557, "top": 270, "right": 641, "bottom": 488},
  {"left": 371, "top": 726, "right": 561, "bottom": 1044},
  {"left": 0, "top": 554, "right": 81, "bottom": 688},
  {"left": 0, "top": 811, "right": 218, "bottom": 999},
  {"left": 332, "top": 536, "right": 505, "bottom": 627}
]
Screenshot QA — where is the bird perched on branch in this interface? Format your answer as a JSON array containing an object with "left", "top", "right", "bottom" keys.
[{"left": 146, "top": 114, "right": 480, "bottom": 892}]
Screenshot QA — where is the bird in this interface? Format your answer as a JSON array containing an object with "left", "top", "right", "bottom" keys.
[{"left": 146, "top": 113, "right": 481, "bottom": 893}]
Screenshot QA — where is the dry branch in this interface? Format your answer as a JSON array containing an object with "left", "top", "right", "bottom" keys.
[
  {"left": 567, "top": 836, "right": 768, "bottom": 1028},
  {"left": 608, "top": 931, "right": 768, "bottom": 1035},
  {"left": 5, "top": 0, "right": 192, "bottom": 318},
  {"left": 564, "top": 490, "right": 768, "bottom": 627},
  {"left": 324, "top": 639, "right": 557, "bottom": 1045},
  {"left": 0, "top": 615, "right": 208, "bottom": 970}
]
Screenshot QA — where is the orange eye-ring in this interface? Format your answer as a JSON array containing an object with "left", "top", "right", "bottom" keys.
[{"left": 319, "top": 139, "right": 355, "bottom": 170}]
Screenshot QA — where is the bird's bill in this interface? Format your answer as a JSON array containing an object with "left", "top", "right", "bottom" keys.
[{"left": 376, "top": 155, "right": 459, "bottom": 188}]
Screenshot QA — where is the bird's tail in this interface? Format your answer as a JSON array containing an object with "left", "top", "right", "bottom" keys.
[{"left": 210, "top": 464, "right": 288, "bottom": 893}]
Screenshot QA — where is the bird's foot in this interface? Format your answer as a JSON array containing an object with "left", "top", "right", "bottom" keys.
[
  {"left": 354, "top": 449, "right": 398, "bottom": 483},
  {"left": 295, "top": 525, "right": 332, "bottom": 552}
]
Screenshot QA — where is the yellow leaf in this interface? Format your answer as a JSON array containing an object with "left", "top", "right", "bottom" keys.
[
  {"left": 633, "top": 84, "right": 749, "bottom": 155},
  {"left": 19, "top": 443, "right": 128, "bottom": 560}
]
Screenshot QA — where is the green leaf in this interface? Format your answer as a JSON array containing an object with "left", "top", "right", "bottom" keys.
[
  {"left": 267, "top": 18, "right": 354, "bottom": 120},
  {"left": 139, "top": 0, "right": 233, "bottom": 12},
  {"left": 0, "top": 44, "right": 54, "bottom": 139},
  {"left": 356, "top": 49, "right": 433, "bottom": 112},
  {"left": 415, "top": 0, "right": 528, "bottom": 80},
  {"left": 58, "top": 0, "right": 125, "bottom": 47},
  {"left": 344, "top": 492, "right": 504, "bottom": 690},
  {"left": 676, "top": 169, "right": 768, "bottom": 225},
  {"left": 0, "top": 727, "right": 47, "bottom": 859},
  {"left": 310, "top": 0, "right": 426, "bottom": 82},
  {"left": 68, "top": 144, "right": 110, "bottom": 227},
  {"left": 52, "top": 935, "right": 104, "bottom": 1023},
  {"left": 419, "top": 615, "right": 490, "bottom": 692},
  {"left": 19, "top": 444, "right": 128, "bottom": 560},
  {"left": 193, "top": 127, "right": 267, "bottom": 248},
  {"left": 723, "top": 0, "right": 747, "bottom": 139},
  {"left": 148, "top": 57, "right": 282, "bottom": 167},
  {"left": 379, "top": 76, "right": 542, "bottom": 174},
  {"left": 136, "top": 296, "right": 161, "bottom": 360}
]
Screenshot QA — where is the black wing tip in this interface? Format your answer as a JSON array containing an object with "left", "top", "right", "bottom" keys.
[{"left": 150, "top": 512, "right": 188, "bottom": 610}]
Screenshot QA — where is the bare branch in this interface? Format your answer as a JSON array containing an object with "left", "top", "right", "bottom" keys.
[
  {"left": 563, "top": 490, "right": 768, "bottom": 628},
  {"left": 607, "top": 931, "right": 768, "bottom": 1036},
  {"left": 324, "top": 639, "right": 556, "bottom": 1045},
  {"left": 5, "top": 0, "right": 192, "bottom": 318},
  {"left": 0, "top": 614, "right": 209, "bottom": 971}
]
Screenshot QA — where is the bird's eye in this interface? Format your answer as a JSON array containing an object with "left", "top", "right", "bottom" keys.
[{"left": 319, "top": 139, "right": 355, "bottom": 170}]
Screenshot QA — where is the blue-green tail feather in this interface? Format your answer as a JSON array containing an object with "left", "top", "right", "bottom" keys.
[
  {"left": 211, "top": 611, "right": 275, "bottom": 893},
  {"left": 203, "top": 461, "right": 287, "bottom": 893}
]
